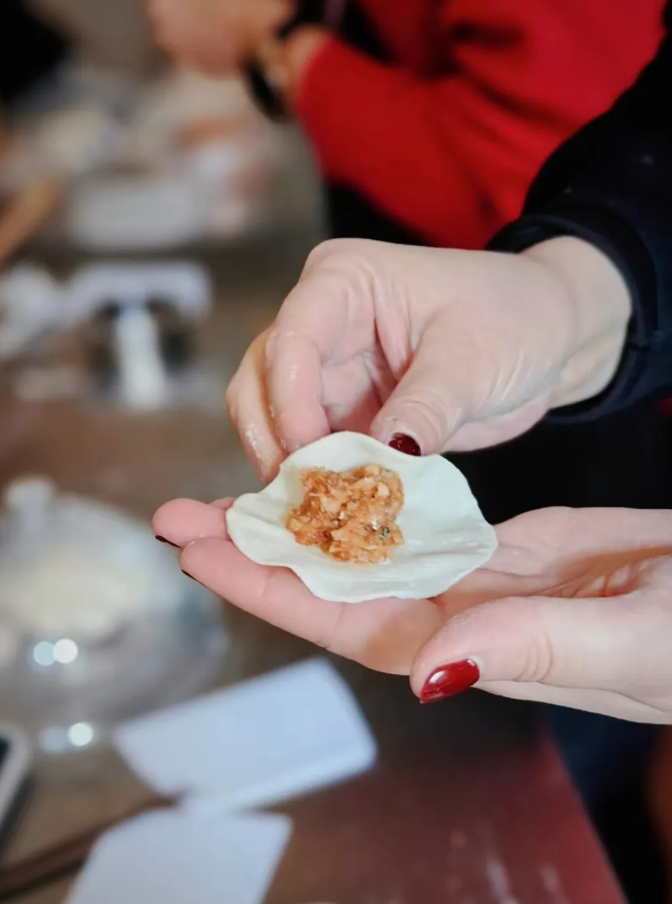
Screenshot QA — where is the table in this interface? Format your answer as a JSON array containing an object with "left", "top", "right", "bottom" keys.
[
  {"left": 271, "top": 672, "right": 625, "bottom": 904},
  {"left": 0, "top": 236, "right": 625, "bottom": 904}
]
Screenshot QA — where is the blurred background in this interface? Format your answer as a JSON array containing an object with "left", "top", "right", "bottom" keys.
[
  {"left": 0, "top": 0, "right": 325, "bottom": 755},
  {"left": 0, "top": 2, "right": 670, "bottom": 904},
  {"left": 0, "top": 2, "right": 330, "bottom": 896},
  {"left": 0, "top": 0, "right": 342, "bottom": 902}
]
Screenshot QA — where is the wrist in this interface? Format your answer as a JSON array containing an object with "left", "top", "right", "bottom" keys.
[
  {"left": 282, "top": 26, "right": 331, "bottom": 108},
  {"left": 523, "top": 237, "right": 632, "bottom": 408},
  {"left": 248, "top": 25, "right": 329, "bottom": 119}
]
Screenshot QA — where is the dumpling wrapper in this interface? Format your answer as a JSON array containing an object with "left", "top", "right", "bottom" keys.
[{"left": 227, "top": 432, "right": 498, "bottom": 603}]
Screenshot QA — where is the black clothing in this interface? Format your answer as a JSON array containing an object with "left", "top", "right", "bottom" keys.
[{"left": 492, "top": 6, "right": 672, "bottom": 424}]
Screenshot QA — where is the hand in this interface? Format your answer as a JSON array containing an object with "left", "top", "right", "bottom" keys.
[
  {"left": 153, "top": 500, "right": 672, "bottom": 723},
  {"left": 226, "top": 237, "right": 631, "bottom": 482},
  {"left": 148, "top": 0, "right": 294, "bottom": 74}
]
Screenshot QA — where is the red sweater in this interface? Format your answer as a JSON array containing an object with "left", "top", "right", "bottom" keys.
[{"left": 296, "top": 0, "right": 664, "bottom": 248}]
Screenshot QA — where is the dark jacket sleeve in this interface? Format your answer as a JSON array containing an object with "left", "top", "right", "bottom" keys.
[{"left": 490, "top": 4, "right": 672, "bottom": 422}]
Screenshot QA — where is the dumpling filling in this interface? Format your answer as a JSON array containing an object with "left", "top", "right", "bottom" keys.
[{"left": 286, "top": 464, "right": 404, "bottom": 564}]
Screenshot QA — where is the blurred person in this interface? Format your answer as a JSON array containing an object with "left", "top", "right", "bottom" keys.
[
  {"left": 148, "top": 0, "right": 663, "bottom": 250},
  {"left": 154, "top": 6, "right": 672, "bottom": 898}
]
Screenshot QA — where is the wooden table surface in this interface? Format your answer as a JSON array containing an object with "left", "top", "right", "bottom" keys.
[
  {"left": 0, "top": 238, "right": 625, "bottom": 904},
  {"left": 270, "top": 672, "right": 625, "bottom": 904}
]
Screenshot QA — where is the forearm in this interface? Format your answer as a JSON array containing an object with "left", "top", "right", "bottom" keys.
[{"left": 491, "top": 12, "right": 672, "bottom": 420}]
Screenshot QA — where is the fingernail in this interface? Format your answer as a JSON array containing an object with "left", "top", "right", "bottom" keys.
[
  {"left": 155, "top": 535, "right": 177, "bottom": 547},
  {"left": 389, "top": 433, "right": 421, "bottom": 456},
  {"left": 419, "top": 660, "right": 480, "bottom": 704}
]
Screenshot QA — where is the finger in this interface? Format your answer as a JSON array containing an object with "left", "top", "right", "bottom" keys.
[
  {"left": 369, "top": 324, "right": 467, "bottom": 455},
  {"left": 263, "top": 275, "right": 346, "bottom": 453},
  {"left": 369, "top": 304, "right": 560, "bottom": 455},
  {"left": 226, "top": 333, "right": 285, "bottom": 481},
  {"left": 180, "top": 538, "right": 441, "bottom": 673},
  {"left": 152, "top": 499, "right": 233, "bottom": 546},
  {"left": 410, "top": 594, "right": 639, "bottom": 700},
  {"left": 210, "top": 498, "right": 235, "bottom": 510},
  {"left": 264, "top": 237, "right": 383, "bottom": 452}
]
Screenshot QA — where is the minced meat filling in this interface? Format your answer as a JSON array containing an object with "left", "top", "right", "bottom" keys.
[{"left": 286, "top": 464, "right": 404, "bottom": 564}]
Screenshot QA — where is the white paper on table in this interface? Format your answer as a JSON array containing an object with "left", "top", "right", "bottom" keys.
[
  {"left": 66, "top": 809, "right": 292, "bottom": 904},
  {"left": 113, "top": 658, "right": 377, "bottom": 810}
]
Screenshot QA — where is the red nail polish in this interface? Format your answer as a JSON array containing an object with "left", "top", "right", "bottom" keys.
[
  {"left": 420, "top": 660, "right": 480, "bottom": 703},
  {"left": 389, "top": 433, "right": 421, "bottom": 456},
  {"left": 155, "top": 536, "right": 177, "bottom": 548}
]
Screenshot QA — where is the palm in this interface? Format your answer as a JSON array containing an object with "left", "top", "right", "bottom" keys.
[{"left": 153, "top": 501, "right": 668, "bottom": 675}]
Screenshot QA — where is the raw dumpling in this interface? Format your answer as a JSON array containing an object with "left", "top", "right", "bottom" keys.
[{"left": 227, "top": 432, "right": 497, "bottom": 603}]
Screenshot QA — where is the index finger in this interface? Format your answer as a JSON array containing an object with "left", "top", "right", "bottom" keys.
[
  {"left": 226, "top": 332, "right": 286, "bottom": 482},
  {"left": 264, "top": 274, "right": 349, "bottom": 453}
]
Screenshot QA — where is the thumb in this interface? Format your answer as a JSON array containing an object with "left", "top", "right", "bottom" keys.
[
  {"left": 409, "top": 595, "right": 636, "bottom": 703},
  {"left": 370, "top": 322, "right": 468, "bottom": 455}
]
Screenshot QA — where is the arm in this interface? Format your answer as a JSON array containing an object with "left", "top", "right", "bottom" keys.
[
  {"left": 291, "top": 0, "right": 662, "bottom": 248},
  {"left": 491, "top": 6, "right": 672, "bottom": 420}
]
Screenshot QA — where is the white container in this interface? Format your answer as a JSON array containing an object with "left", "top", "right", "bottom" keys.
[{"left": 0, "top": 477, "right": 227, "bottom": 755}]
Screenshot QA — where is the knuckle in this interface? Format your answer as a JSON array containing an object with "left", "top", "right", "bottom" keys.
[
  {"left": 473, "top": 598, "right": 556, "bottom": 684},
  {"left": 303, "top": 239, "right": 341, "bottom": 273},
  {"left": 313, "top": 602, "right": 348, "bottom": 657},
  {"left": 510, "top": 600, "right": 555, "bottom": 683},
  {"left": 396, "top": 387, "right": 454, "bottom": 449},
  {"left": 521, "top": 626, "right": 555, "bottom": 683},
  {"left": 303, "top": 238, "right": 374, "bottom": 278}
]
